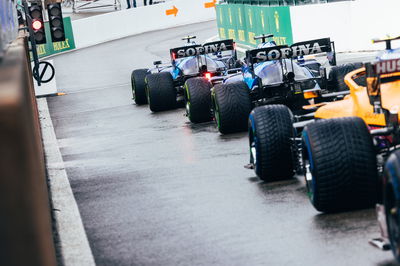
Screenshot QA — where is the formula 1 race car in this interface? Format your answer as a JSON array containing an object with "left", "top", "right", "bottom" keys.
[
  {"left": 247, "top": 35, "right": 400, "bottom": 260},
  {"left": 130, "top": 36, "right": 238, "bottom": 112},
  {"left": 183, "top": 40, "right": 242, "bottom": 123},
  {"left": 211, "top": 34, "right": 338, "bottom": 134}
]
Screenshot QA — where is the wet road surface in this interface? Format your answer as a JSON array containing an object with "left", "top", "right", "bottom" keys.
[{"left": 48, "top": 21, "right": 398, "bottom": 265}]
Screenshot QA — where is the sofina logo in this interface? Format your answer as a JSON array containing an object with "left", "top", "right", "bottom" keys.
[{"left": 274, "top": 11, "right": 280, "bottom": 32}]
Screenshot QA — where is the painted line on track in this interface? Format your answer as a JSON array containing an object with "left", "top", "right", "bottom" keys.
[{"left": 38, "top": 98, "right": 96, "bottom": 266}]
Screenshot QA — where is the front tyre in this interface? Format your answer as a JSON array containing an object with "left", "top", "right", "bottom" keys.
[
  {"left": 302, "top": 117, "right": 379, "bottom": 212},
  {"left": 184, "top": 77, "right": 212, "bottom": 123},
  {"left": 249, "top": 105, "right": 295, "bottom": 181},
  {"left": 146, "top": 72, "right": 177, "bottom": 112},
  {"left": 212, "top": 81, "right": 252, "bottom": 134},
  {"left": 384, "top": 150, "right": 400, "bottom": 262},
  {"left": 131, "top": 68, "right": 149, "bottom": 105}
]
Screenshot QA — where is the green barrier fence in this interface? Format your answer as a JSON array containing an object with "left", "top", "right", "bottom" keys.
[
  {"left": 216, "top": 3, "right": 293, "bottom": 47},
  {"left": 33, "top": 17, "right": 76, "bottom": 59}
]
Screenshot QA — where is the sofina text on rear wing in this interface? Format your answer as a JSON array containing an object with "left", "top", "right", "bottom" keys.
[
  {"left": 246, "top": 38, "right": 335, "bottom": 66},
  {"left": 170, "top": 39, "right": 236, "bottom": 60},
  {"left": 170, "top": 44, "right": 204, "bottom": 60},
  {"left": 202, "top": 39, "right": 235, "bottom": 54}
]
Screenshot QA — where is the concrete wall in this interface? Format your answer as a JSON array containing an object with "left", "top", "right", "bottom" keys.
[
  {"left": 290, "top": 0, "right": 400, "bottom": 51},
  {"left": 72, "top": 0, "right": 217, "bottom": 49}
]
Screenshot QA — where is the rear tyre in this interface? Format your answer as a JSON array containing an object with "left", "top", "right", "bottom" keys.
[
  {"left": 302, "top": 117, "right": 379, "bottom": 212},
  {"left": 212, "top": 81, "right": 252, "bottom": 134},
  {"left": 384, "top": 150, "right": 400, "bottom": 262},
  {"left": 146, "top": 72, "right": 177, "bottom": 112},
  {"left": 131, "top": 69, "right": 148, "bottom": 105},
  {"left": 328, "top": 62, "right": 364, "bottom": 91},
  {"left": 248, "top": 105, "right": 295, "bottom": 181},
  {"left": 185, "top": 77, "right": 212, "bottom": 123}
]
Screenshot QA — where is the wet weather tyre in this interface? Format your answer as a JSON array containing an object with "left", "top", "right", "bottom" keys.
[
  {"left": 185, "top": 77, "right": 212, "bottom": 123},
  {"left": 213, "top": 81, "right": 252, "bottom": 134},
  {"left": 328, "top": 63, "right": 363, "bottom": 92},
  {"left": 131, "top": 69, "right": 148, "bottom": 105},
  {"left": 249, "top": 105, "right": 295, "bottom": 181},
  {"left": 146, "top": 72, "right": 177, "bottom": 112},
  {"left": 384, "top": 150, "right": 400, "bottom": 261},
  {"left": 302, "top": 117, "right": 379, "bottom": 213}
]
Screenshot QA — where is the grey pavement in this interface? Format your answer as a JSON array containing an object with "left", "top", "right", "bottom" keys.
[{"left": 48, "top": 20, "right": 398, "bottom": 265}]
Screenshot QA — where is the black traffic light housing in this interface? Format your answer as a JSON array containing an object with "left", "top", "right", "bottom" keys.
[
  {"left": 47, "top": 3, "right": 65, "bottom": 42},
  {"left": 29, "top": 4, "right": 46, "bottom": 44}
]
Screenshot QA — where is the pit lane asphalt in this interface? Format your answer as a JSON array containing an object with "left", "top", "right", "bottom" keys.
[{"left": 48, "top": 20, "right": 398, "bottom": 266}]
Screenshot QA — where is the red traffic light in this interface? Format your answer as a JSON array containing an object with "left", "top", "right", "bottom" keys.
[{"left": 32, "top": 19, "right": 43, "bottom": 31}]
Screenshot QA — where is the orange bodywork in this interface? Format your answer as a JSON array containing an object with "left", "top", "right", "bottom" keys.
[{"left": 315, "top": 68, "right": 400, "bottom": 126}]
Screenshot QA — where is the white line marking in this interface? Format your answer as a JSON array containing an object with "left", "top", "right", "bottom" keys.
[
  {"left": 38, "top": 98, "right": 96, "bottom": 266},
  {"left": 205, "top": 35, "right": 219, "bottom": 43}
]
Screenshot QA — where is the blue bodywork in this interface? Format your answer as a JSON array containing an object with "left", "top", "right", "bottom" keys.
[
  {"left": 224, "top": 41, "right": 319, "bottom": 91},
  {"left": 160, "top": 55, "right": 227, "bottom": 81},
  {"left": 376, "top": 47, "right": 400, "bottom": 61}
]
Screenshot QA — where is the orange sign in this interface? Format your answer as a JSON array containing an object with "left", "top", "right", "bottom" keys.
[
  {"left": 204, "top": 0, "right": 216, "bottom": 8},
  {"left": 166, "top": 5, "right": 178, "bottom": 17}
]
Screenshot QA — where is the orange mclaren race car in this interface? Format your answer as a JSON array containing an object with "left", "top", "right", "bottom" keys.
[{"left": 247, "top": 36, "right": 400, "bottom": 261}]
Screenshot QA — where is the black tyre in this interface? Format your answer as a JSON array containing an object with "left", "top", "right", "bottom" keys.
[
  {"left": 302, "top": 117, "right": 379, "bottom": 212},
  {"left": 328, "top": 62, "right": 364, "bottom": 92},
  {"left": 185, "top": 77, "right": 212, "bottom": 123},
  {"left": 248, "top": 105, "right": 295, "bottom": 181},
  {"left": 212, "top": 81, "right": 252, "bottom": 134},
  {"left": 131, "top": 69, "right": 148, "bottom": 105},
  {"left": 384, "top": 150, "right": 400, "bottom": 262},
  {"left": 146, "top": 72, "right": 176, "bottom": 112}
]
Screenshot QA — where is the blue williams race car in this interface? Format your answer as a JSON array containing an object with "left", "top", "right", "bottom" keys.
[
  {"left": 211, "top": 34, "right": 339, "bottom": 134},
  {"left": 130, "top": 36, "right": 239, "bottom": 113}
]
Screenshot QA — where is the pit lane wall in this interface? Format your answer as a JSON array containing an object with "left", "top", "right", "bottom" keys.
[
  {"left": 72, "top": 0, "right": 216, "bottom": 49},
  {"left": 217, "top": 0, "right": 400, "bottom": 52}
]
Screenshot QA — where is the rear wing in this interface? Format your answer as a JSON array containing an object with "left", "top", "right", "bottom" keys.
[
  {"left": 246, "top": 38, "right": 334, "bottom": 65},
  {"left": 170, "top": 44, "right": 203, "bottom": 60},
  {"left": 368, "top": 57, "right": 400, "bottom": 76},
  {"left": 246, "top": 45, "right": 291, "bottom": 65},
  {"left": 372, "top": 36, "right": 400, "bottom": 50},
  {"left": 202, "top": 39, "right": 235, "bottom": 54},
  {"left": 365, "top": 57, "right": 400, "bottom": 111},
  {"left": 170, "top": 39, "right": 235, "bottom": 60}
]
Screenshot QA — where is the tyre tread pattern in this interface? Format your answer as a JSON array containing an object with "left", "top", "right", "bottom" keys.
[
  {"left": 185, "top": 77, "right": 212, "bottom": 123},
  {"left": 214, "top": 81, "right": 252, "bottom": 134},
  {"left": 250, "top": 105, "right": 295, "bottom": 181},
  {"left": 131, "top": 68, "right": 148, "bottom": 105},
  {"left": 304, "top": 117, "right": 379, "bottom": 212},
  {"left": 146, "top": 72, "right": 176, "bottom": 112}
]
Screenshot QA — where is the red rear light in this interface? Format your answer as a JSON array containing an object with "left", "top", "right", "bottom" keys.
[
  {"left": 205, "top": 72, "right": 212, "bottom": 80},
  {"left": 172, "top": 52, "right": 176, "bottom": 60}
]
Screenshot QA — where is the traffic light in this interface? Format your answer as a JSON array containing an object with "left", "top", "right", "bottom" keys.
[
  {"left": 47, "top": 3, "right": 65, "bottom": 42},
  {"left": 29, "top": 4, "right": 46, "bottom": 44}
]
